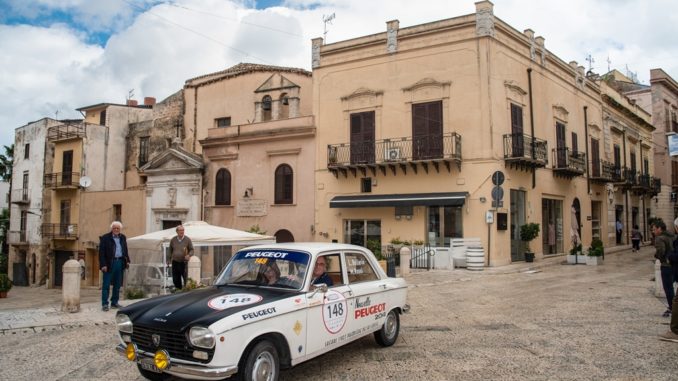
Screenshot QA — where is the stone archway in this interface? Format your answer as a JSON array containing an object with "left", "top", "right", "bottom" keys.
[{"left": 274, "top": 229, "right": 295, "bottom": 243}]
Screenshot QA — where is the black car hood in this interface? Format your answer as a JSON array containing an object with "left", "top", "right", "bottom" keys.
[{"left": 120, "top": 286, "right": 300, "bottom": 331}]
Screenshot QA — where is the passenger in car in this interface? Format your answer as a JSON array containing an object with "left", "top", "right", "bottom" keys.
[
  {"left": 261, "top": 262, "right": 281, "bottom": 285},
  {"left": 311, "top": 256, "right": 333, "bottom": 286}
]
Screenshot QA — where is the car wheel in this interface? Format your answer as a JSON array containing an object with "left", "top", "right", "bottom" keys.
[
  {"left": 136, "top": 364, "right": 171, "bottom": 381},
  {"left": 236, "top": 340, "right": 279, "bottom": 381},
  {"left": 374, "top": 309, "right": 400, "bottom": 347}
]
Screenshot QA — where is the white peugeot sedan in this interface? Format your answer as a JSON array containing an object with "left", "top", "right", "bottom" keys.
[{"left": 115, "top": 243, "right": 410, "bottom": 381}]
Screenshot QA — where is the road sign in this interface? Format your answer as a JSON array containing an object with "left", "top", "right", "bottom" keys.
[
  {"left": 491, "top": 186, "right": 504, "bottom": 201},
  {"left": 492, "top": 171, "right": 505, "bottom": 186}
]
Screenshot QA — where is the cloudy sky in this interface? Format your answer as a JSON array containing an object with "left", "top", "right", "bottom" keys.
[{"left": 1, "top": 0, "right": 676, "bottom": 152}]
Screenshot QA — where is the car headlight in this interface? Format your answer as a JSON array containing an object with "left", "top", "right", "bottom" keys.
[
  {"left": 116, "top": 314, "right": 133, "bottom": 334},
  {"left": 188, "top": 326, "right": 216, "bottom": 349}
]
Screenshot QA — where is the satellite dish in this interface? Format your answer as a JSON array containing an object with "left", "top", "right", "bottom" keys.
[{"left": 79, "top": 176, "right": 92, "bottom": 188}]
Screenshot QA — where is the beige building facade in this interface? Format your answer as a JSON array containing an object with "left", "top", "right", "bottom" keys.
[
  {"left": 194, "top": 63, "right": 316, "bottom": 243},
  {"left": 312, "top": 1, "right": 658, "bottom": 265}
]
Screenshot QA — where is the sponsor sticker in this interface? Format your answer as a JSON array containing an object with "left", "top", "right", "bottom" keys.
[
  {"left": 242, "top": 307, "right": 276, "bottom": 320},
  {"left": 322, "top": 290, "right": 347, "bottom": 334},
  {"left": 293, "top": 320, "right": 303, "bottom": 336},
  {"left": 208, "top": 294, "right": 262, "bottom": 311}
]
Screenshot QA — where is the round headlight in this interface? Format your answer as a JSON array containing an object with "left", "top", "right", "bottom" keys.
[
  {"left": 116, "top": 314, "right": 133, "bottom": 334},
  {"left": 154, "top": 350, "right": 170, "bottom": 370},
  {"left": 188, "top": 326, "right": 216, "bottom": 349},
  {"left": 125, "top": 343, "right": 137, "bottom": 361}
]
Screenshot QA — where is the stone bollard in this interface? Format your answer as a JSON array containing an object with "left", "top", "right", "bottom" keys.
[
  {"left": 187, "top": 255, "right": 201, "bottom": 284},
  {"left": 399, "top": 247, "right": 411, "bottom": 276},
  {"left": 654, "top": 259, "right": 665, "bottom": 298},
  {"left": 62, "top": 259, "right": 81, "bottom": 313}
]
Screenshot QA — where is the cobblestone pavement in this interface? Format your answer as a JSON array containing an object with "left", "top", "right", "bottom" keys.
[{"left": 1, "top": 246, "right": 677, "bottom": 380}]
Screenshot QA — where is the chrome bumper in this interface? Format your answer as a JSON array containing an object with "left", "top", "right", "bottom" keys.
[
  {"left": 401, "top": 304, "right": 411, "bottom": 313},
  {"left": 116, "top": 344, "right": 238, "bottom": 380}
]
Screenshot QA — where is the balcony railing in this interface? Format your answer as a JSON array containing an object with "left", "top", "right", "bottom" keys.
[
  {"left": 11, "top": 188, "right": 30, "bottom": 204},
  {"left": 589, "top": 159, "right": 615, "bottom": 183},
  {"left": 502, "top": 133, "right": 548, "bottom": 169},
  {"left": 551, "top": 148, "right": 586, "bottom": 178},
  {"left": 41, "top": 223, "right": 78, "bottom": 239},
  {"left": 47, "top": 123, "right": 86, "bottom": 141},
  {"left": 44, "top": 172, "right": 80, "bottom": 189},
  {"left": 327, "top": 133, "right": 461, "bottom": 177},
  {"left": 7, "top": 230, "right": 28, "bottom": 245},
  {"left": 652, "top": 177, "right": 661, "bottom": 196}
]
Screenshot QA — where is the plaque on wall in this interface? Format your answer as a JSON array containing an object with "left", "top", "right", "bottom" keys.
[{"left": 237, "top": 199, "right": 268, "bottom": 217}]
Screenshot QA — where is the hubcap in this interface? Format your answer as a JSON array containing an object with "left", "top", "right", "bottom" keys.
[
  {"left": 252, "top": 351, "right": 276, "bottom": 381},
  {"left": 385, "top": 311, "right": 396, "bottom": 339}
]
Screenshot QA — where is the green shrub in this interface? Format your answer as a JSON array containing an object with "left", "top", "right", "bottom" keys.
[
  {"left": 588, "top": 238, "right": 604, "bottom": 257},
  {"left": 124, "top": 287, "right": 146, "bottom": 299},
  {"left": 0, "top": 273, "right": 12, "bottom": 292},
  {"left": 520, "top": 223, "right": 540, "bottom": 252},
  {"left": 366, "top": 239, "right": 383, "bottom": 260},
  {"left": 182, "top": 278, "right": 205, "bottom": 291}
]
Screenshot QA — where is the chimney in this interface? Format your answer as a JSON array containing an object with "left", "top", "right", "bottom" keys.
[
  {"left": 126, "top": 99, "right": 138, "bottom": 106},
  {"left": 144, "top": 97, "right": 156, "bottom": 106}
]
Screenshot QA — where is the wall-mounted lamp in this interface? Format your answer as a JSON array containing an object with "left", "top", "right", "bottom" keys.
[
  {"left": 243, "top": 187, "right": 254, "bottom": 198},
  {"left": 479, "top": 196, "right": 487, "bottom": 203}
]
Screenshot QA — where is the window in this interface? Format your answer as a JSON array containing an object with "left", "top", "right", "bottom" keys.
[
  {"left": 215, "top": 169, "right": 231, "bottom": 205},
  {"left": 345, "top": 252, "right": 378, "bottom": 284},
  {"left": 24, "top": 144, "right": 29, "bottom": 159},
  {"left": 274, "top": 164, "right": 293, "bottom": 204},
  {"left": 113, "top": 204, "right": 122, "bottom": 222},
  {"left": 99, "top": 110, "right": 106, "bottom": 126},
  {"left": 350, "top": 111, "right": 375, "bottom": 164},
  {"left": 139, "top": 136, "right": 149, "bottom": 167},
  {"left": 510, "top": 103, "right": 524, "bottom": 157},
  {"left": 361, "top": 178, "right": 372, "bottom": 193},
  {"left": 630, "top": 150, "right": 637, "bottom": 172},
  {"left": 571, "top": 132, "right": 578, "bottom": 154},
  {"left": 216, "top": 117, "right": 231, "bottom": 128},
  {"left": 591, "top": 138, "right": 600, "bottom": 177},
  {"left": 555, "top": 121, "right": 566, "bottom": 167},
  {"left": 316, "top": 253, "right": 343, "bottom": 286},
  {"left": 279, "top": 93, "right": 289, "bottom": 119},
  {"left": 412, "top": 101, "right": 443, "bottom": 160}
]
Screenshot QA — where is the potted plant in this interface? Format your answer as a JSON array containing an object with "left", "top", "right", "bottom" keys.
[
  {"left": 0, "top": 273, "right": 13, "bottom": 298},
  {"left": 367, "top": 239, "right": 387, "bottom": 273},
  {"left": 567, "top": 242, "right": 585, "bottom": 264},
  {"left": 586, "top": 238, "right": 604, "bottom": 265},
  {"left": 520, "top": 223, "right": 540, "bottom": 262}
]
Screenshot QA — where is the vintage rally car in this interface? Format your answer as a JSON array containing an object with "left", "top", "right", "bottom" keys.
[{"left": 115, "top": 242, "right": 409, "bottom": 381}]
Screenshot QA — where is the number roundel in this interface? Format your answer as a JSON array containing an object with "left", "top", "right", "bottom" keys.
[{"left": 322, "top": 290, "right": 348, "bottom": 334}]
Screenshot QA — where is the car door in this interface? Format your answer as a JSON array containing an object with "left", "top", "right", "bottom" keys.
[
  {"left": 345, "top": 250, "right": 389, "bottom": 335},
  {"left": 304, "top": 253, "right": 354, "bottom": 358}
]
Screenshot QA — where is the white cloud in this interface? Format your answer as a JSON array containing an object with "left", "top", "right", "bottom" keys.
[{"left": 1, "top": 0, "right": 677, "bottom": 151}]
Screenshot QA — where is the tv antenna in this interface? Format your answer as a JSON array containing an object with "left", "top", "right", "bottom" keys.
[
  {"left": 606, "top": 56, "right": 611, "bottom": 73},
  {"left": 323, "top": 13, "right": 335, "bottom": 43},
  {"left": 127, "top": 89, "right": 134, "bottom": 101}
]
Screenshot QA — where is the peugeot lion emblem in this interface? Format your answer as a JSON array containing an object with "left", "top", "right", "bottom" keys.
[{"left": 152, "top": 334, "right": 161, "bottom": 347}]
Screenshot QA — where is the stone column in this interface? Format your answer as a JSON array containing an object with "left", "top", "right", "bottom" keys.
[
  {"left": 62, "top": 259, "right": 81, "bottom": 313},
  {"left": 187, "top": 255, "right": 201, "bottom": 284},
  {"left": 399, "top": 246, "right": 411, "bottom": 276}
]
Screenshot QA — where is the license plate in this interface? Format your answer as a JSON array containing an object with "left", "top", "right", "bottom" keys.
[{"left": 139, "top": 359, "right": 161, "bottom": 373}]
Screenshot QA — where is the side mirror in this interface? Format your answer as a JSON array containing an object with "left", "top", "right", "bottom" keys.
[{"left": 309, "top": 283, "right": 328, "bottom": 298}]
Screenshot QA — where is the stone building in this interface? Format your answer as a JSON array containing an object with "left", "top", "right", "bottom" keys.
[
  {"left": 613, "top": 69, "right": 678, "bottom": 224},
  {"left": 193, "top": 63, "right": 315, "bottom": 243},
  {"left": 311, "top": 1, "right": 658, "bottom": 265}
]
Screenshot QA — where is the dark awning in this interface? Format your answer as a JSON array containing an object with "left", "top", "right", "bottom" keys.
[{"left": 329, "top": 192, "right": 468, "bottom": 208}]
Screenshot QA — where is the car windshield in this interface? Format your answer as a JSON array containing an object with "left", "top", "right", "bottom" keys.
[{"left": 214, "top": 249, "right": 310, "bottom": 290}]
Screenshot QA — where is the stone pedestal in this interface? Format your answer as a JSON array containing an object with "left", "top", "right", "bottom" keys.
[
  {"left": 399, "top": 247, "right": 411, "bottom": 276},
  {"left": 62, "top": 259, "right": 81, "bottom": 313},
  {"left": 187, "top": 256, "right": 201, "bottom": 284}
]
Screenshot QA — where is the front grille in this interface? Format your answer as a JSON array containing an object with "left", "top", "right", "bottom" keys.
[{"left": 132, "top": 324, "right": 214, "bottom": 363}]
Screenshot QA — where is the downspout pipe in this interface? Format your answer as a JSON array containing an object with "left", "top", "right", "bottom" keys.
[
  {"left": 527, "top": 68, "right": 536, "bottom": 189},
  {"left": 622, "top": 130, "right": 628, "bottom": 245},
  {"left": 584, "top": 106, "right": 590, "bottom": 195}
]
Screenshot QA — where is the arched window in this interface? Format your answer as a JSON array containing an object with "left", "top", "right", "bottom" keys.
[
  {"left": 262, "top": 95, "right": 272, "bottom": 121},
  {"left": 215, "top": 168, "right": 231, "bottom": 205},
  {"left": 274, "top": 229, "right": 295, "bottom": 243},
  {"left": 274, "top": 164, "right": 293, "bottom": 204}
]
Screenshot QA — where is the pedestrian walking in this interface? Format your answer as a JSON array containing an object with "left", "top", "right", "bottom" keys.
[
  {"left": 631, "top": 224, "right": 642, "bottom": 252},
  {"left": 653, "top": 220, "right": 675, "bottom": 317},
  {"left": 659, "top": 218, "right": 678, "bottom": 342},
  {"left": 170, "top": 225, "right": 194, "bottom": 289},
  {"left": 99, "top": 221, "right": 130, "bottom": 311}
]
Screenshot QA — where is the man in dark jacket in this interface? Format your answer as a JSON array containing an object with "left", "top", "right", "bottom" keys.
[
  {"left": 99, "top": 221, "right": 130, "bottom": 311},
  {"left": 660, "top": 218, "right": 678, "bottom": 342},
  {"left": 653, "top": 220, "right": 674, "bottom": 317}
]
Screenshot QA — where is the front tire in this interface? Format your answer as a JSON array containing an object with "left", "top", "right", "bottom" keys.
[
  {"left": 374, "top": 309, "right": 400, "bottom": 347},
  {"left": 136, "top": 364, "right": 171, "bottom": 381},
  {"left": 236, "top": 340, "right": 279, "bottom": 381}
]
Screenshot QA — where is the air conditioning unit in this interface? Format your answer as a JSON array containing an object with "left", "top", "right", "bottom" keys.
[{"left": 385, "top": 147, "right": 401, "bottom": 161}]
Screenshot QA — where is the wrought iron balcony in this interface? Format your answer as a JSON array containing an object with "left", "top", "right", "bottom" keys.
[
  {"left": 651, "top": 177, "right": 661, "bottom": 196},
  {"left": 44, "top": 172, "right": 80, "bottom": 189},
  {"left": 502, "top": 133, "right": 548, "bottom": 170},
  {"left": 11, "top": 188, "right": 30, "bottom": 204},
  {"left": 41, "top": 223, "right": 78, "bottom": 239},
  {"left": 551, "top": 148, "right": 586, "bottom": 178},
  {"left": 589, "top": 159, "right": 615, "bottom": 183},
  {"left": 47, "top": 123, "right": 86, "bottom": 141},
  {"left": 327, "top": 133, "right": 461, "bottom": 178},
  {"left": 614, "top": 167, "right": 638, "bottom": 188}
]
